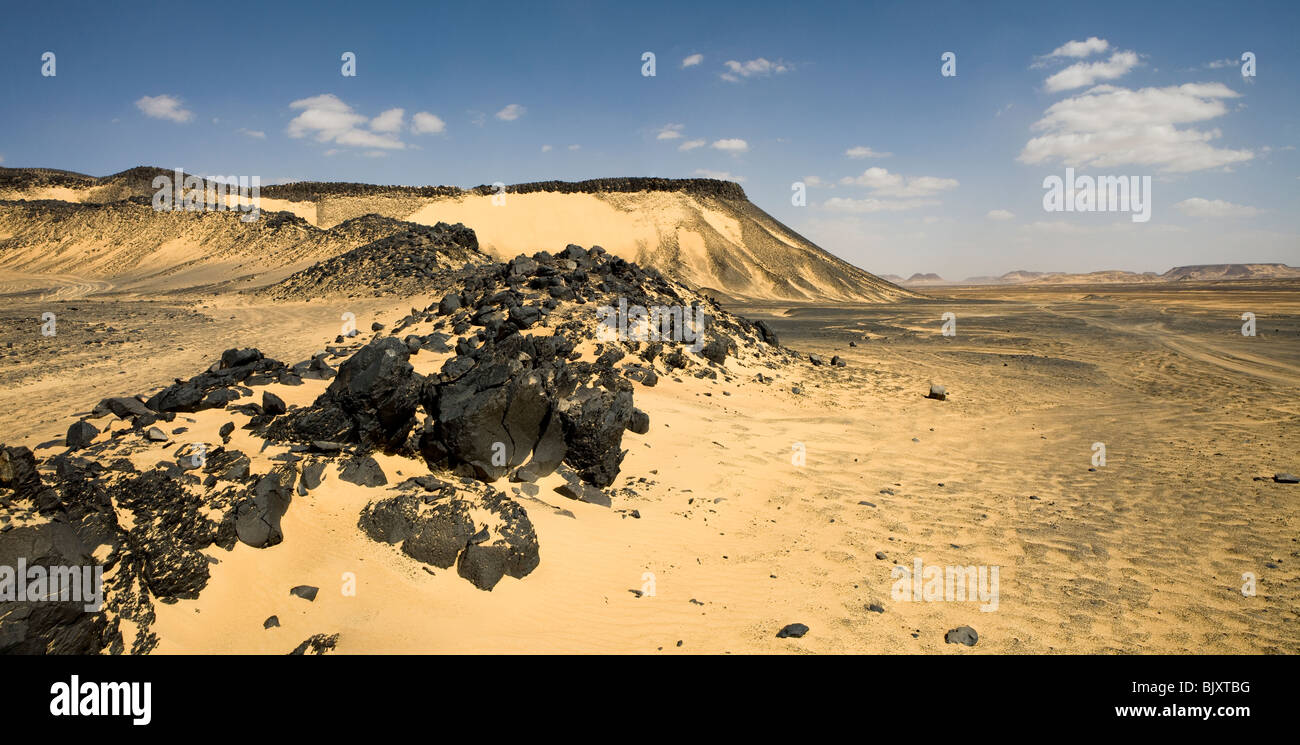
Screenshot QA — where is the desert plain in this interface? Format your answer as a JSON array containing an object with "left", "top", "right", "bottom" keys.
[{"left": 3, "top": 252, "right": 1296, "bottom": 652}]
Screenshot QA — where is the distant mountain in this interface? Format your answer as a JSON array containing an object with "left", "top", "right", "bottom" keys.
[
  {"left": 1159, "top": 264, "right": 1300, "bottom": 281},
  {"left": 944, "top": 265, "right": 1300, "bottom": 286},
  {"left": 897, "top": 272, "right": 947, "bottom": 286}
]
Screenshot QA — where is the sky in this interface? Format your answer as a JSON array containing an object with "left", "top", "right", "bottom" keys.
[{"left": 2, "top": 0, "right": 1297, "bottom": 279}]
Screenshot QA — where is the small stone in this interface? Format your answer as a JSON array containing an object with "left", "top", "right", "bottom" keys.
[
  {"left": 945, "top": 626, "right": 978, "bottom": 646},
  {"left": 776, "top": 623, "right": 809, "bottom": 639}
]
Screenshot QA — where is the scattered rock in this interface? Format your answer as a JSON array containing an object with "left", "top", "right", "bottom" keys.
[
  {"left": 288, "top": 633, "right": 338, "bottom": 655},
  {"left": 776, "top": 623, "right": 809, "bottom": 639},
  {"left": 945, "top": 626, "right": 978, "bottom": 646},
  {"left": 66, "top": 420, "right": 99, "bottom": 450}
]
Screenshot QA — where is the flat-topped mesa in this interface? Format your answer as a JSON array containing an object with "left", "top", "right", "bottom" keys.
[{"left": 0, "top": 166, "right": 917, "bottom": 303}]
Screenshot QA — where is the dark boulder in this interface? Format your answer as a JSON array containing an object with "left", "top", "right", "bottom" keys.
[
  {"left": 339, "top": 455, "right": 387, "bottom": 487},
  {"left": 556, "top": 383, "right": 633, "bottom": 488},
  {"left": 65, "top": 421, "right": 99, "bottom": 450},
  {"left": 234, "top": 465, "right": 297, "bottom": 548},
  {"left": 262, "top": 391, "right": 287, "bottom": 416}
]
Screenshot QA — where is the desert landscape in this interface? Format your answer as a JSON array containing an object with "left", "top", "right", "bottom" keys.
[{"left": 1, "top": 168, "right": 1296, "bottom": 655}]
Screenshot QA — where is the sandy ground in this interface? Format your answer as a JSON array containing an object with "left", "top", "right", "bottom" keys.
[{"left": 2, "top": 278, "right": 1297, "bottom": 653}]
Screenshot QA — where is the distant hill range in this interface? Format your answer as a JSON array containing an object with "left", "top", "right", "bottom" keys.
[
  {"left": 885, "top": 264, "right": 1300, "bottom": 287},
  {"left": 0, "top": 166, "right": 917, "bottom": 302}
]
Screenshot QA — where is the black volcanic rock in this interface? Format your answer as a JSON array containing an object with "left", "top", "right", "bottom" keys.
[
  {"left": 275, "top": 337, "right": 420, "bottom": 451},
  {"left": 234, "top": 465, "right": 296, "bottom": 548},
  {"left": 262, "top": 391, "right": 287, "bottom": 416},
  {"left": 339, "top": 455, "right": 387, "bottom": 487},
  {"left": 556, "top": 381, "right": 633, "bottom": 488},
  {"left": 66, "top": 420, "right": 99, "bottom": 450}
]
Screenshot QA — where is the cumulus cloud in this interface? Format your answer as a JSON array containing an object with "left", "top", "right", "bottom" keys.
[
  {"left": 237, "top": 128, "right": 266, "bottom": 139},
  {"left": 287, "top": 94, "right": 405, "bottom": 150},
  {"left": 845, "top": 145, "right": 891, "bottom": 159},
  {"left": 1019, "top": 82, "right": 1254, "bottom": 172},
  {"left": 656, "top": 123, "right": 685, "bottom": 140},
  {"left": 369, "top": 108, "right": 405, "bottom": 134},
  {"left": 840, "top": 167, "right": 959, "bottom": 198},
  {"left": 711, "top": 138, "right": 749, "bottom": 153},
  {"left": 1048, "top": 37, "right": 1110, "bottom": 59},
  {"left": 1174, "top": 198, "right": 1261, "bottom": 218},
  {"left": 987, "top": 209, "right": 1015, "bottom": 220},
  {"left": 541, "top": 144, "right": 552, "bottom": 152},
  {"left": 495, "top": 103, "right": 525, "bottom": 121},
  {"left": 411, "top": 111, "right": 446, "bottom": 135},
  {"left": 1044, "top": 51, "right": 1139, "bottom": 92},
  {"left": 720, "top": 58, "right": 790, "bottom": 82},
  {"left": 136, "top": 94, "right": 193, "bottom": 123},
  {"left": 822, "top": 197, "right": 938, "bottom": 213},
  {"left": 681, "top": 54, "right": 703, "bottom": 68},
  {"left": 803, "top": 176, "right": 825, "bottom": 187},
  {"left": 678, "top": 139, "right": 706, "bottom": 151},
  {"left": 567, "top": 144, "right": 580, "bottom": 150}
]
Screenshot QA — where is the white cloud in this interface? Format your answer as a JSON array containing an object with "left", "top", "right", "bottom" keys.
[
  {"left": 1204, "top": 58, "right": 1236, "bottom": 69},
  {"left": 803, "top": 176, "right": 825, "bottom": 187},
  {"left": 411, "top": 111, "right": 446, "bottom": 135},
  {"left": 987, "top": 209, "right": 1015, "bottom": 220},
  {"left": 1019, "top": 82, "right": 1254, "bottom": 172},
  {"left": 237, "top": 128, "right": 266, "bottom": 139},
  {"left": 568, "top": 144, "right": 581, "bottom": 151},
  {"left": 711, "top": 138, "right": 749, "bottom": 153},
  {"left": 682, "top": 54, "right": 703, "bottom": 68},
  {"left": 720, "top": 57, "right": 791, "bottom": 82},
  {"left": 287, "top": 94, "right": 405, "bottom": 150},
  {"left": 1174, "top": 198, "right": 1261, "bottom": 218},
  {"left": 845, "top": 145, "right": 891, "bottom": 159},
  {"left": 1048, "top": 37, "right": 1110, "bottom": 59},
  {"left": 694, "top": 169, "right": 743, "bottom": 182},
  {"left": 1044, "top": 51, "right": 1139, "bottom": 92},
  {"left": 136, "top": 94, "right": 193, "bottom": 123},
  {"left": 823, "top": 197, "right": 938, "bottom": 213},
  {"left": 495, "top": 103, "right": 525, "bottom": 121},
  {"left": 840, "top": 167, "right": 959, "bottom": 198},
  {"left": 541, "top": 144, "right": 552, "bottom": 152},
  {"left": 656, "top": 123, "right": 685, "bottom": 140},
  {"left": 369, "top": 108, "right": 405, "bottom": 133},
  {"left": 678, "top": 139, "right": 706, "bottom": 151}
]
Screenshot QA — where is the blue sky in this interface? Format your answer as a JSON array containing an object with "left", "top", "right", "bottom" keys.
[{"left": 2, "top": 0, "right": 1297, "bottom": 279}]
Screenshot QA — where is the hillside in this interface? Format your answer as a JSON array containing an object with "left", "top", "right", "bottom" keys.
[
  {"left": 0, "top": 168, "right": 916, "bottom": 302},
  {"left": 0, "top": 199, "right": 428, "bottom": 292}
]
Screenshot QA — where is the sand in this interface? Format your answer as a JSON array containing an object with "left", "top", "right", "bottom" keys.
[{"left": 4, "top": 274, "right": 1296, "bottom": 653}]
